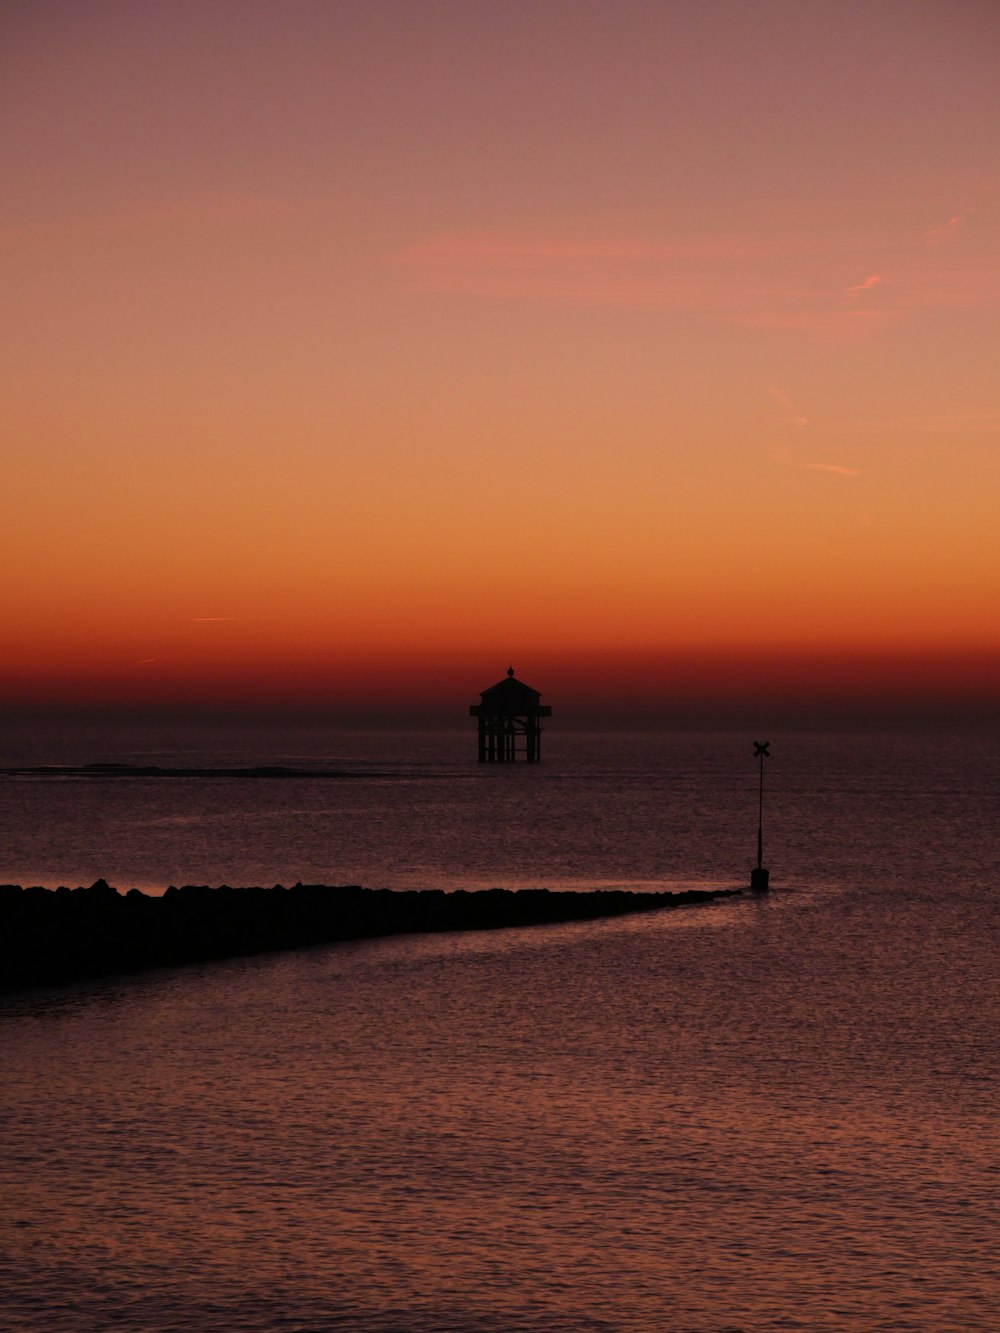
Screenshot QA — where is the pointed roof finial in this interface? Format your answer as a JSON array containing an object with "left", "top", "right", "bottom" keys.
[{"left": 507, "top": 665, "right": 515, "bottom": 677}]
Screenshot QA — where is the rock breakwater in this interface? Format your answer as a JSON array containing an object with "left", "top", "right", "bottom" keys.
[{"left": 0, "top": 881, "right": 740, "bottom": 993}]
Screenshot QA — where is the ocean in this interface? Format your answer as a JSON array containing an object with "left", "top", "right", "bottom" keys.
[{"left": 1, "top": 723, "right": 997, "bottom": 1330}]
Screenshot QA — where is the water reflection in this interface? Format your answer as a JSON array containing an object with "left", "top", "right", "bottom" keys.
[{"left": 1, "top": 738, "right": 997, "bottom": 1329}]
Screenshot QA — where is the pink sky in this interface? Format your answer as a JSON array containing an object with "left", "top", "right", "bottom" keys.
[{"left": 2, "top": 1, "right": 999, "bottom": 720}]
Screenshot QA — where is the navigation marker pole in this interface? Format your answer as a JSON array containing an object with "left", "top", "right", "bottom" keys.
[{"left": 751, "top": 740, "right": 770, "bottom": 892}]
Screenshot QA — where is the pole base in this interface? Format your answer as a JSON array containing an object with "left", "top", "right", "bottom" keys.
[{"left": 750, "top": 866, "right": 770, "bottom": 892}]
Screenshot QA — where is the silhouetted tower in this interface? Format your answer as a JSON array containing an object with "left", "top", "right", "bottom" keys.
[
  {"left": 470, "top": 667, "right": 552, "bottom": 762},
  {"left": 751, "top": 740, "right": 770, "bottom": 891}
]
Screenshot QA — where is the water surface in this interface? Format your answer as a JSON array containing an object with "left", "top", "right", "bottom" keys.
[{"left": 1, "top": 728, "right": 997, "bottom": 1330}]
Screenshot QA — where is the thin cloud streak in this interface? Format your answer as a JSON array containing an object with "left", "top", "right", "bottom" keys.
[
  {"left": 395, "top": 234, "right": 775, "bottom": 264},
  {"left": 926, "top": 207, "right": 976, "bottom": 245},
  {"left": 776, "top": 458, "right": 863, "bottom": 477},
  {"left": 392, "top": 231, "right": 777, "bottom": 313},
  {"left": 391, "top": 223, "right": 997, "bottom": 332},
  {"left": 851, "top": 412, "right": 1000, "bottom": 433},
  {"left": 846, "top": 274, "right": 882, "bottom": 298},
  {"left": 771, "top": 429, "right": 862, "bottom": 474},
  {"left": 769, "top": 387, "right": 809, "bottom": 427}
]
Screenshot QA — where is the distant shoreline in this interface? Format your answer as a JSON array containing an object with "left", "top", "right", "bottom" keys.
[
  {"left": 0, "top": 764, "right": 384, "bottom": 780},
  {"left": 0, "top": 882, "right": 741, "bottom": 994}
]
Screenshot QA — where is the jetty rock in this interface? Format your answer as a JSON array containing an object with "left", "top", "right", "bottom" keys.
[{"left": 0, "top": 882, "right": 740, "bottom": 993}]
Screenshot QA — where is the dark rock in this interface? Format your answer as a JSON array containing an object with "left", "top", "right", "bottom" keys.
[{"left": 0, "top": 882, "right": 741, "bottom": 995}]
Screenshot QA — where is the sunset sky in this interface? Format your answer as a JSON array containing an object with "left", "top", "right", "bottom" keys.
[{"left": 3, "top": 1, "right": 998, "bottom": 722}]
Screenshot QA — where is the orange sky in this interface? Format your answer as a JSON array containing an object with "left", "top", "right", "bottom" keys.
[{"left": 3, "top": 1, "right": 999, "bottom": 721}]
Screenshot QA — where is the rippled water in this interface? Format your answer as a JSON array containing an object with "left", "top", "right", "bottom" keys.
[
  {"left": 1, "top": 727, "right": 998, "bottom": 1330},
  {"left": 1, "top": 725, "right": 997, "bottom": 896}
]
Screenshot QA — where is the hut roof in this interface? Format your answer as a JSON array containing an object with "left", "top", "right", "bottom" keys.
[{"left": 479, "top": 667, "right": 542, "bottom": 707}]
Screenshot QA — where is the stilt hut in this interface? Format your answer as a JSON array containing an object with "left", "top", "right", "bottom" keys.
[{"left": 470, "top": 667, "right": 552, "bottom": 762}]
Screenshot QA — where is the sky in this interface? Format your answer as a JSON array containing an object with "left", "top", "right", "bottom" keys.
[{"left": 3, "top": 0, "right": 999, "bottom": 724}]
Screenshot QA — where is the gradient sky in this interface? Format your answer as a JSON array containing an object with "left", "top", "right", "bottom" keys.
[{"left": 3, "top": 1, "right": 999, "bottom": 721}]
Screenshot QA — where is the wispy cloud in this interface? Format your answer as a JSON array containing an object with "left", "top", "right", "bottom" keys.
[
  {"left": 394, "top": 233, "right": 770, "bottom": 267},
  {"left": 926, "top": 207, "right": 976, "bottom": 245},
  {"left": 769, "top": 387, "right": 809, "bottom": 428},
  {"left": 390, "top": 230, "right": 777, "bottom": 312},
  {"left": 783, "top": 460, "right": 862, "bottom": 477},
  {"left": 767, "top": 381, "right": 861, "bottom": 475},
  {"left": 390, "top": 217, "right": 998, "bottom": 333},
  {"left": 852, "top": 411, "right": 1000, "bottom": 433},
  {"left": 846, "top": 274, "right": 882, "bottom": 299}
]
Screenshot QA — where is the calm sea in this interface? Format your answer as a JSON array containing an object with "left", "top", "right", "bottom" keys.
[{"left": 1, "top": 724, "right": 997, "bottom": 1330}]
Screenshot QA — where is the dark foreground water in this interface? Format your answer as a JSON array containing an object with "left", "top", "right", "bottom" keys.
[{"left": 1, "top": 726, "right": 997, "bottom": 1330}]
